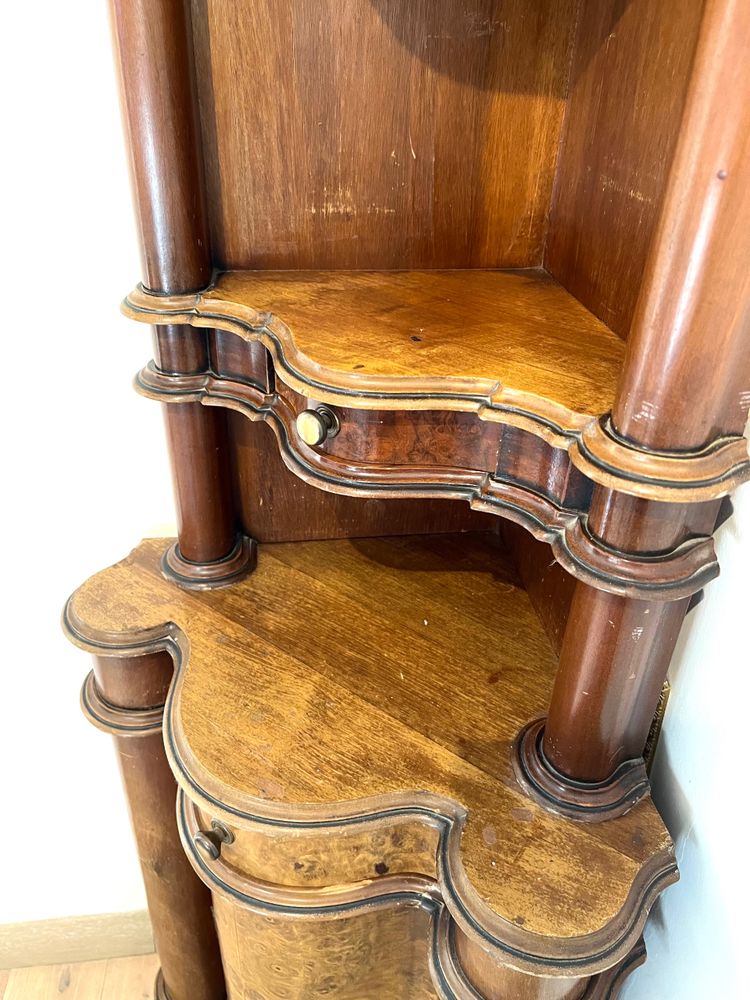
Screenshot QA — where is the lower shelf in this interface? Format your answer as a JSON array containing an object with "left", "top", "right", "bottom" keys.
[{"left": 64, "top": 533, "right": 676, "bottom": 998}]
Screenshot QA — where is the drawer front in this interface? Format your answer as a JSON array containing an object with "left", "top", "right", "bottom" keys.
[
  {"left": 213, "top": 893, "right": 439, "bottom": 1000},
  {"left": 190, "top": 805, "right": 441, "bottom": 890}
]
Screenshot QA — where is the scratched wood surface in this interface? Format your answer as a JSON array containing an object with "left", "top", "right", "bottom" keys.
[
  {"left": 190, "top": 0, "right": 579, "bottom": 270},
  {"left": 545, "top": 0, "right": 705, "bottom": 338},
  {"left": 67, "top": 535, "right": 675, "bottom": 952},
  {"left": 203, "top": 269, "right": 625, "bottom": 415}
]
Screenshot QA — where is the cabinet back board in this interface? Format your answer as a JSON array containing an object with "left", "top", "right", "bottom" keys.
[
  {"left": 190, "top": 0, "right": 578, "bottom": 270},
  {"left": 178, "top": 0, "right": 709, "bottom": 606},
  {"left": 546, "top": 0, "right": 705, "bottom": 337},
  {"left": 190, "top": 0, "right": 703, "bottom": 337}
]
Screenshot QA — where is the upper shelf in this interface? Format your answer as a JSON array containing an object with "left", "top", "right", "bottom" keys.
[
  {"left": 125, "top": 267, "right": 750, "bottom": 504},
  {"left": 125, "top": 268, "right": 625, "bottom": 432}
]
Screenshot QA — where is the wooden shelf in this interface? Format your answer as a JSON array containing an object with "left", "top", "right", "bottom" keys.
[
  {"left": 125, "top": 268, "right": 626, "bottom": 428},
  {"left": 65, "top": 533, "right": 675, "bottom": 979},
  {"left": 127, "top": 268, "right": 729, "bottom": 598}
]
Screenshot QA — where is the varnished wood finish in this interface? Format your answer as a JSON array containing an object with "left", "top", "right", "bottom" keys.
[
  {"left": 545, "top": 588, "right": 689, "bottom": 785},
  {"left": 81, "top": 0, "right": 750, "bottom": 992},
  {"left": 546, "top": 0, "right": 704, "bottom": 338},
  {"left": 161, "top": 403, "right": 237, "bottom": 566},
  {"left": 136, "top": 353, "right": 722, "bottom": 602},
  {"left": 110, "top": 0, "right": 255, "bottom": 580},
  {"left": 64, "top": 538, "right": 677, "bottom": 989},
  {"left": 125, "top": 271, "right": 750, "bottom": 504},
  {"left": 231, "top": 415, "right": 494, "bottom": 543},
  {"left": 535, "top": 488, "right": 721, "bottom": 791},
  {"left": 75, "top": 651, "right": 225, "bottom": 1000},
  {"left": 191, "top": 826, "right": 644, "bottom": 999},
  {"left": 614, "top": 0, "right": 750, "bottom": 450},
  {"left": 127, "top": 268, "right": 624, "bottom": 425},
  {"left": 110, "top": 729, "right": 224, "bottom": 999},
  {"left": 153, "top": 326, "right": 209, "bottom": 376},
  {"left": 453, "top": 925, "right": 588, "bottom": 1000},
  {"left": 211, "top": 890, "right": 438, "bottom": 999},
  {"left": 539, "top": 0, "right": 750, "bottom": 793},
  {"left": 191, "top": 0, "right": 579, "bottom": 271},
  {"left": 110, "top": 0, "right": 211, "bottom": 293}
]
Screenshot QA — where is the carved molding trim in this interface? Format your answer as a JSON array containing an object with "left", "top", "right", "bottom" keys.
[
  {"left": 161, "top": 536, "right": 257, "bottom": 590},
  {"left": 513, "top": 719, "right": 650, "bottom": 822},
  {"left": 177, "top": 790, "right": 664, "bottom": 989},
  {"left": 124, "top": 284, "right": 587, "bottom": 447},
  {"left": 79, "top": 670, "right": 164, "bottom": 738},
  {"left": 135, "top": 363, "right": 719, "bottom": 601},
  {"left": 62, "top": 581, "right": 678, "bottom": 979},
  {"left": 124, "top": 283, "right": 750, "bottom": 500},
  {"left": 571, "top": 417, "right": 750, "bottom": 502}
]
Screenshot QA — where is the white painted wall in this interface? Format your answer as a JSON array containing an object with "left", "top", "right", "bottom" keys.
[
  {"left": 0, "top": 2, "right": 174, "bottom": 923},
  {"left": 0, "top": 5, "right": 745, "bottom": 997},
  {"left": 622, "top": 487, "right": 748, "bottom": 1000}
]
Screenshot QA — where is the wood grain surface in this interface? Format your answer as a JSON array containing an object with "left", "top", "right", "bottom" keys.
[
  {"left": 191, "top": 0, "right": 579, "bottom": 271},
  {"left": 546, "top": 0, "right": 705, "bottom": 338},
  {"left": 213, "top": 894, "right": 438, "bottom": 1000},
  {"left": 126, "top": 268, "right": 626, "bottom": 422},
  {"left": 1, "top": 955, "right": 159, "bottom": 1000},
  {"left": 231, "top": 414, "right": 495, "bottom": 543},
  {"left": 613, "top": 0, "right": 750, "bottom": 451},
  {"left": 64, "top": 536, "right": 677, "bottom": 976}
]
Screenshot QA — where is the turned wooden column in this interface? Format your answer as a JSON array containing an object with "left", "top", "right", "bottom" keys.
[
  {"left": 110, "top": 0, "right": 254, "bottom": 586},
  {"left": 531, "top": 0, "right": 750, "bottom": 813},
  {"left": 80, "top": 652, "right": 225, "bottom": 1000}
]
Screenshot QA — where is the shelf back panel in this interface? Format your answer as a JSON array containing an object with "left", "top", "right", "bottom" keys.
[
  {"left": 545, "top": 0, "right": 705, "bottom": 339},
  {"left": 190, "top": 0, "right": 579, "bottom": 270}
]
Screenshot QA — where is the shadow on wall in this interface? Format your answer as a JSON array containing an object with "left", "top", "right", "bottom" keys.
[
  {"left": 365, "top": 0, "right": 634, "bottom": 92},
  {"left": 621, "top": 490, "right": 749, "bottom": 999}
]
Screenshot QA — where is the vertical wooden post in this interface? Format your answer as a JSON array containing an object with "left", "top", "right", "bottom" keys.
[
  {"left": 109, "top": 0, "right": 254, "bottom": 587},
  {"left": 81, "top": 653, "right": 226, "bottom": 1000},
  {"left": 518, "top": 0, "right": 750, "bottom": 817},
  {"left": 613, "top": 0, "right": 750, "bottom": 451}
]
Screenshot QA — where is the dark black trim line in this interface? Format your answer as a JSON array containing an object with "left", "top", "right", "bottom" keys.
[
  {"left": 80, "top": 677, "right": 162, "bottom": 735},
  {"left": 140, "top": 378, "right": 716, "bottom": 597},
  {"left": 577, "top": 438, "right": 744, "bottom": 491},
  {"left": 514, "top": 729, "right": 650, "bottom": 818},
  {"left": 177, "top": 786, "right": 674, "bottom": 973},
  {"left": 67, "top": 599, "right": 677, "bottom": 970}
]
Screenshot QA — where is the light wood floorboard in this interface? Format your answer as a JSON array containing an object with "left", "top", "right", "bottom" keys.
[{"left": 1, "top": 954, "right": 158, "bottom": 999}]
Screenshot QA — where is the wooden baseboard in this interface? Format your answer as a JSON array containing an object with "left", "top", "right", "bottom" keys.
[{"left": 0, "top": 911, "right": 154, "bottom": 970}]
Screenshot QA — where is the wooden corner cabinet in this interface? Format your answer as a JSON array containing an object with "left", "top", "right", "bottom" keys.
[{"left": 64, "top": 2, "right": 750, "bottom": 998}]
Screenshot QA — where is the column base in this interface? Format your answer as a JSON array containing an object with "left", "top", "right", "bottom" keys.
[
  {"left": 513, "top": 719, "right": 650, "bottom": 822},
  {"left": 154, "top": 969, "right": 170, "bottom": 999},
  {"left": 162, "top": 535, "right": 257, "bottom": 590}
]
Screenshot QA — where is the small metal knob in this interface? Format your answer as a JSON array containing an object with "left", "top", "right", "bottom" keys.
[
  {"left": 296, "top": 406, "right": 340, "bottom": 446},
  {"left": 193, "top": 819, "right": 234, "bottom": 861}
]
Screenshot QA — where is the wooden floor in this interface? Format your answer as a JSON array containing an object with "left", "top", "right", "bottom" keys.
[{"left": 0, "top": 954, "right": 158, "bottom": 999}]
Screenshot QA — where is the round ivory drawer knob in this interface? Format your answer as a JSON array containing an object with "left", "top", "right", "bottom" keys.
[{"left": 296, "top": 406, "right": 340, "bottom": 446}]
